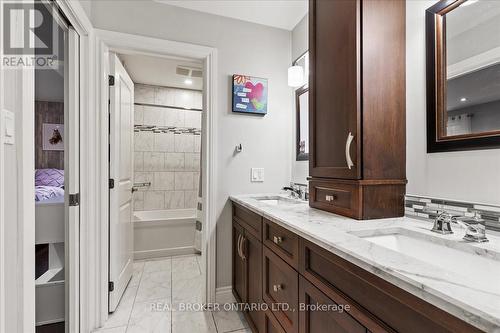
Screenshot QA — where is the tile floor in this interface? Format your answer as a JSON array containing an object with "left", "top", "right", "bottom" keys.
[{"left": 94, "top": 255, "right": 250, "bottom": 333}]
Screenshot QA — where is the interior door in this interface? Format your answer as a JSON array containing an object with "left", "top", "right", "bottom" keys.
[
  {"left": 108, "top": 53, "right": 134, "bottom": 312},
  {"left": 309, "top": 0, "right": 361, "bottom": 179},
  {"left": 65, "top": 27, "right": 80, "bottom": 332}
]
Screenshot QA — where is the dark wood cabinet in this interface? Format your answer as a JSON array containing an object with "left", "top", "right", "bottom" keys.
[
  {"left": 232, "top": 205, "right": 264, "bottom": 332},
  {"left": 299, "top": 277, "right": 368, "bottom": 333},
  {"left": 308, "top": 0, "right": 407, "bottom": 219},
  {"left": 232, "top": 202, "right": 482, "bottom": 333},
  {"left": 232, "top": 221, "right": 246, "bottom": 303},
  {"left": 263, "top": 246, "right": 299, "bottom": 333}
]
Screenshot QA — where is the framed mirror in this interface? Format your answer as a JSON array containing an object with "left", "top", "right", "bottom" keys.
[
  {"left": 426, "top": 0, "right": 500, "bottom": 152},
  {"left": 296, "top": 87, "right": 309, "bottom": 161}
]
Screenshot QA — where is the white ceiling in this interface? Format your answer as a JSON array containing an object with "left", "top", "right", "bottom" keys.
[
  {"left": 118, "top": 53, "right": 203, "bottom": 90},
  {"left": 155, "top": 0, "right": 308, "bottom": 31}
]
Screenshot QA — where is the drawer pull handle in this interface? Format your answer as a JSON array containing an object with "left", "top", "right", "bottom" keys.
[
  {"left": 237, "top": 235, "right": 242, "bottom": 259},
  {"left": 240, "top": 236, "right": 246, "bottom": 260},
  {"left": 273, "top": 236, "right": 283, "bottom": 244},
  {"left": 273, "top": 284, "right": 282, "bottom": 292},
  {"left": 325, "top": 195, "right": 337, "bottom": 202},
  {"left": 345, "top": 132, "right": 355, "bottom": 170}
]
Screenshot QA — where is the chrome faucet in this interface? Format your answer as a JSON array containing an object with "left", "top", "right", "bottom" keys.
[
  {"left": 282, "top": 183, "right": 308, "bottom": 201},
  {"left": 430, "top": 210, "right": 488, "bottom": 243}
]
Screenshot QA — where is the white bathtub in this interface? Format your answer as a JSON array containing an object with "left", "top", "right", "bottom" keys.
[{"left": 133, "top": 209, "right": 198, "bottom": 260}]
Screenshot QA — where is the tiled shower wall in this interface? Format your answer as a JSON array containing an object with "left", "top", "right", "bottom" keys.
[{"left": 133, "top": 84, "right": 202, "bottom": 211}]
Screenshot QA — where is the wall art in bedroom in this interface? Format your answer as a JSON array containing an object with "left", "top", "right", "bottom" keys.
[
  {"left": 232, "top": 74, "right": 268, "bottom": 115},
  {"left": 42, "top": 123, "right": 64, "bottom": 151}
]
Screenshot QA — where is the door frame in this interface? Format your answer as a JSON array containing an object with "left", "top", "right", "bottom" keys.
[{"left": 94, "top": 29, "right": 218, "bottom": 326}]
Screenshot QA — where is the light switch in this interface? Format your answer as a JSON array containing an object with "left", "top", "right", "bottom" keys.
[
  {"left": 2, "top": 109, "right": 15, "bottom": 145},
  {"left": 251, "top": 168, "right": 264, "bottom": 182}
]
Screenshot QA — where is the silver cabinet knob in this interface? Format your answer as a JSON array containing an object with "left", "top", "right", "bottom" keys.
[
  {"left": 273, "top": 284, "right": 282, "bottom": 292},
  {"left": 273, "top": 236, "right": 283, "bottom": 244},
  {"left": 325, "top": 195, "right": 336, "bottom": 202}
]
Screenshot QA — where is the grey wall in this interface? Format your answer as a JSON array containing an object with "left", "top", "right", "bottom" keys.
[
  {"left": 89, "top": 1, "right": 293, "bottom": 288},
  {"left": 407, "top": 0, "right": 500, "bottom": 205},
  {"left": 291, "top": 15, "right": 309, "bottom": 184}
]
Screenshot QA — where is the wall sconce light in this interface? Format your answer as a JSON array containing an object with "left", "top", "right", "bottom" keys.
[{"left": 288, "top": 65, "right": 304, "bottom": 87}]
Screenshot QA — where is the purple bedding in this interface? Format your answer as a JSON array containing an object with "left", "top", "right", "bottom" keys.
[
  {"left": 35, "top": 185, "right": 64, "bottom": 202},
  {"left": 35, "top": 169, "right": 64, "bottom": 188}
]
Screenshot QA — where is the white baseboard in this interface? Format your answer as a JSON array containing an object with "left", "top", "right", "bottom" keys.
[
  {"left": 215, "top": 286, "right": 235, "bottom": 304},
  {"left": 134, "top": 246, "right": 197, "bottom": 260}
]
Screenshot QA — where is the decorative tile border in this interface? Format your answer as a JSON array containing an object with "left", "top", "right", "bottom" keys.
[
  {"left": 134, "top": 124, "right": 201, "bottom": 135},
  {"left": 405, "top": 195, "right": 500, "bottom": 232}
]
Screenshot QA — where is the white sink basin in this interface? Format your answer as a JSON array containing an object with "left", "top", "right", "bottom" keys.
[
  {"left": 254, "top": 196, "right": 304, "bottom": 206},
  {"left": 351, "top": 228, "right": 500, "bottom": 293}
]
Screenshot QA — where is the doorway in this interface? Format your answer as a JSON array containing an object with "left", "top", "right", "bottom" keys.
[
  {"left": 95, "top": 30, "right": 218, "bottom": 328},
  {"left": 33, "top": 2, "right": 80, "bottom": 332}
]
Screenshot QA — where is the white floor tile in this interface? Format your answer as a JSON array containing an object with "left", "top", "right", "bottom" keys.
[
  {"left": 93, "top": 326, "right": 128, "bottom": 333},
  {"left": 172, "top": 310, "right": 217, "bottom": 333},
  {"left": 136, "top": 270, "right": 172, "bottom": 302},
  {"left": 101, "top": 285, "right": 137, "bottom": 329},
  {"left": 101, "top": 255, "right": 248, "bottom": 333},
  {"left": 127, "top": 299, "right": 171, "bottom": 333},
  {"left": 212, "top": 309, "right": 249, "bottom": 333},
  {"left": 143, "top": 258, "right": 172, "bottom": 273}
]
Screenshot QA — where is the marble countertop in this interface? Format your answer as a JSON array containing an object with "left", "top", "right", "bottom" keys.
[{"left": 230, "top": 193, "right": 500, "bottom": 332}]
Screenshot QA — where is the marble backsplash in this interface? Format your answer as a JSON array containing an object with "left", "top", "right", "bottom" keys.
[{"left": 405, "top": 195, "right": 500, "bottom": 232}]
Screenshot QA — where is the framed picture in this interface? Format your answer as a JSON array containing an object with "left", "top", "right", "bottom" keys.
[
  {"left": 42, "top": 123, "right": 64, "bottom": 151},
  {"left": 232, "top": 74, "right": 268, "bottom": 115}
]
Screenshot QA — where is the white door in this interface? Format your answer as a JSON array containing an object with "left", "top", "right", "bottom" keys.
[
  {"left": 65, "top": 27, "right": 81, "bottom": 332},
  {"left": 108, "top": 53, "right": 134, "bottom": 312}
]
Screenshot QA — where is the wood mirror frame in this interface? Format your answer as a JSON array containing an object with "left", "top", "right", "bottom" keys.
[
  {"left": 426, "top": 0, "right": 500, "bottom": 152},
  {"left": 296, "top": 86, "right": 309, "bottom": 161}
]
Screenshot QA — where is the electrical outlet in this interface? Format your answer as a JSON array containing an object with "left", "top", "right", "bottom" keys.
[{"left": 251, "top": 168, "right": 264, "bottom": 182}]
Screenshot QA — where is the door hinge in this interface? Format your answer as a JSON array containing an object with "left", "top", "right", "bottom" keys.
[
  {"left": 108, "top": 281, "right": 114, "bottom": 292},
  {"left": 109, "top": 179, "right": 115, "bottom": 189},
  {"left": 69, "top": 193, "right": 80, "bottom": 206},
  {"left": 108, "top": 75, "right": 115, "bottom": 86}
]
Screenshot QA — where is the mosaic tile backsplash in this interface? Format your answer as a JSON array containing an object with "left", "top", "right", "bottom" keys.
[
  {"left": 133, "top": 84, "right": 202, "bottom": 211},
  {"left": 405, "top": 195, "right": 500, "bottom": 232}
]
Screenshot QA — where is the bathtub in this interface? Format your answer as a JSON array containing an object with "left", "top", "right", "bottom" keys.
[{"left": 133, "top": 209, "right": 198, "bottom": 260}]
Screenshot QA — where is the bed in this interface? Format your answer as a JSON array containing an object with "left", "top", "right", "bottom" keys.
[
  {"left": 34, "top": 169, "right": 66, "bottom": 326},
  {"left": 35, "top": 169, "right": 65, "bottom": 245}
]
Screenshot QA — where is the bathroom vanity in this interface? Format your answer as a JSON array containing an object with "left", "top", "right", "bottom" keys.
[{"left": 230, "top": 195, "right": 500, "bottom": 333}]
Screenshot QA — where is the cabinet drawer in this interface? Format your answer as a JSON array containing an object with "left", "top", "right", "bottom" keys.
[
  {"left": 299, "top": 238, "right": 481, "bottom": 333},
  {"left": 263, "top": 218, "right": 299, "bottom": 269},
  {"left": 263, "top": 309, "right": 286, "bottom": 333},
  {"left": 263, "top": 246, "right": 299, "bottom": 333},
  {"left": 299, "top": 276, "right": 367, "bottom": 333},
  {"left": 309, "top": 179, "right": 362, "bottom": 219},
  {"left": 233, "top": 203, "right": 262, "bottom": 240}
]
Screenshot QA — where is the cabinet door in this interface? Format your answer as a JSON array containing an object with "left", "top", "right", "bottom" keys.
[
  {"left": 244, "top": 232, "right": 264, "bottom": 332},
  {"left": 232, "top": 221, "right": 246, "bottom": 303},
  {"left": 299, "top": 277, "right": 367, "bottom": 333},
  {"left": 309, "top": 0, "right": 361, "bottom": 179}
]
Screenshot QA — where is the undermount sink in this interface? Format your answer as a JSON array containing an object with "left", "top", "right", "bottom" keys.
[
  {"left": 350, "top": 227, "right": 500, "bottom": 293},
  {"left": 254, "top": 196, "right": 304, "bottom": 206}
]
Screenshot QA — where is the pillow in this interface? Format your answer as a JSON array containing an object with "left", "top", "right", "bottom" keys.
[
  {"left": 35, "top": 186, "right": 65, "bottom": 201},
  {"left": 35, "top": 169, "right": 64, "bottom": 188}
]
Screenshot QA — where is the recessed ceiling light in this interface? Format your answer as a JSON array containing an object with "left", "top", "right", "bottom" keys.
[
  {"left": 184, "top": 78, "right": 193, "bottom": 85},
  {"left": 460, "top": 97, "right": 467, "bottom": 102},
  {"left": 461, "top": 0, "right": 479, "bottom": 7}
]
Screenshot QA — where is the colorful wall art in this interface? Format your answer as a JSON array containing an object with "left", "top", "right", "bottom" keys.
[{"left": 232, "top": 74, "right": 268, "bottom": 115}]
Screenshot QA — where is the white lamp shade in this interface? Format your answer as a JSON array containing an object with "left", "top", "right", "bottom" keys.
[{"left": 288, "top": 65, "right": 304, "bottom": 87}]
